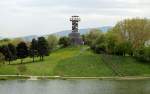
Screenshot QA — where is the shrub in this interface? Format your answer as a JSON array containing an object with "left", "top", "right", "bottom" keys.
[
  {"left": 135, "top": 46, "right": 150, "bottom": 62},
  {"left": 59, "top": 37, "right": 70, "bottom": 47}
]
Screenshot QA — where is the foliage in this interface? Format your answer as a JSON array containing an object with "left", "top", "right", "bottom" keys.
[
  {"left": 84, "top": 29, "right": 102, "bottom": 45},
  {"left": 113, "top": 18, "right": 150, "bottom": 49},
  {"left": 81, "top": 35, "right": 86, "bottom": 44},
  {"left": 16, "top": 42, "right": 29, "bottom": 63},
  {"left": 0, "top": 45, "right": 13, "bottom": 64},
  {"left": 47, "top": 35, "right": 58, "bottom": 52},
  {"left": 91, "top": 34, "right": 107, "bottom": 54},
  {"left": 135, "top": 46, "right": 150, "bottom": 62},
  {"left": 0, "top": 38, "right": 11, "bottom": 46},
  {"left": 0, "top": 53, "right": 5, "bottom": 65},
  {"left": 8, "top": 43, "right": 17, "bottom": 60},
  {"left": 30, "top": 38, "right": 38, "bottom": 62},
  {"left": 38, "top": 37, "right": 49, "bottom": 61},
  {"left": 58, "top": 36, "right": 70, "bottom": 47},
  {"left": 85, "top": 18, "right": 150, "bottom": 63}
]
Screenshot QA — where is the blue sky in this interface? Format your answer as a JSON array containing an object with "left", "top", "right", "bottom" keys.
[{"left": 0, "top": 0, "right": 150, "bottom": 38}]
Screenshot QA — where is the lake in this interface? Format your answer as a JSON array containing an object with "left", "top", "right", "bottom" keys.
[{"left": 0, "top": 79, "right": 150, "bottom": 94}]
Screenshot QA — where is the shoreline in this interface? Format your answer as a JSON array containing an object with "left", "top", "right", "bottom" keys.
[{"left": 1, "top": 75, "right": 150, "bottom": 80}]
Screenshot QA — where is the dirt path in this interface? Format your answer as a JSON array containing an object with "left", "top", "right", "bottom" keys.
[{"left": 1, "top": 75, "right": 150, "bottom": 80}]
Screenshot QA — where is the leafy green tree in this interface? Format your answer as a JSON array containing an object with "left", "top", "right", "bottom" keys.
[
  {"left": 0, "top": 44, "right": 17, "bottom": 64},
  {"left": 91, "top": 34, "right": 107, "bottom": 54},
  {"left": 124, "top": 41, "right": 133, "bottom": 56},
  {"left": 0, "top": 52, "right": 5, "bottom": 64},
  {"left": 0, "top": 45, "right": 12, "bottom": 64},
  {"left": 37, "top": 37, "right": 49, "bottom": 61},
  {"left": 144, "top": 47, "right": 150, "bottom": 61},
  {"left": 115, "top": 42, "right": 126, "bottom": 56},
  {"left": 30, "top": 39, "right": 38, "bottom": 62},
  {"left": 16, "top": 42, "right": 29, "bottom": 63},
  {"left": 105, "top": 32, "right": 117, "bottom": 55},
  {"left": 8, "top": 43, "right": 17, "bottom": 60},
  {"left": 113, "top": 18, "right": 150, "bottom": 50},
  {"left": 81, "top": 35, "right": 86, "bottom": 45},
  {"left": 47, "top": 35, "right": 58, "bottom": 52},
  {"left": 59, "top": 36, "right": 70, "bottom": 47},
  {"left": 135, "top": 46, "right": 150, "bottom": 62},
  {"left": 85, "top": 29, "right": 102, "bottom": 46}
]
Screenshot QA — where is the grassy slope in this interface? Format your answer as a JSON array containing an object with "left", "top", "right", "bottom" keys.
[
  {"left": 0, "top": 46, "right": 150, "bottom": 77},
  {"left": 101, "top": 54, "right": 150, "bottom": 76}
]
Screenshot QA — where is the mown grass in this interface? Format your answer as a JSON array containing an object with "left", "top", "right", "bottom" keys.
[
  {"left": 0, "top": 45, "right": 150, "bottom": 77},
  {"left": 101, "top": 54, "right": 150, "bottom": 76},
  {"left": 53, "top": 50, "right": 115, "bottom": 77}
]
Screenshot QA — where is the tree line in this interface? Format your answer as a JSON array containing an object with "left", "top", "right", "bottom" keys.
[
  {"left": 0, "top": 36, "right": 57, "bottom": 64},
  {"left": 0, "top": 34, "right": 74, "bottom": 64},
  {"left": 83, "top": 18, "right": 150, "bottom": 62}
]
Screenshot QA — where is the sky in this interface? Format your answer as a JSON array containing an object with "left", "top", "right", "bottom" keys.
[{"left": 0, "top": 0, "right": 150, "bottom": 38}]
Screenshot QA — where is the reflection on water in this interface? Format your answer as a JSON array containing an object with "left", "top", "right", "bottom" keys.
[{"left": 0, "top": 79, "right": 150, "bottom": 94}]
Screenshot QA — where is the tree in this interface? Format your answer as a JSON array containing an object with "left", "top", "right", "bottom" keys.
[
  {"left": 30, "top": 39, "right": 38, "bottom": 62},
  {"left": 115, "top": 42, "right": 126, "bottom": 56},
  {"left": 0, "top": 44, "right": 17, "bottom": 64},
  {"left": 47, "top": 35, "right": 58, "bottom": 52},
  {"left": 107, "top": 18, "right": 150, "bottom": 56},
  {"left": 135, "top": 46, "right": 150, "bottom": 62},
  {"left": 37, "top": 37, "right": 49, "bottom": 61},
  {"left": 84, "top": 29, "right": 102, "bottom": 46},
  {"left": 16, "top": 42, "right": 29, "bottom": 63},
  {"left": 0, "top": 45, "right": 12, "bottom": 64},
  {"left": 91, "top": 34, "right": 107, "bottom": 54},
  {"left": 113, "top": 18, "right": 150, "bottom": 50},
  {"left": 124, "top": 41, "right": 133, "bottom": 56},
  {"left": 105, "top": 31, "right": 118, "bottom": 55},
  {"left": 8, "top": 43, "right": 17, "bottom": 60},
  {"left": 81, "top": 35, "right": 86, "bottom": 45},
  {"left": 0, "top": 38, "right": 11, "bottom": 46},
  {"left": 0, "top": 52, "right": 5, "bottom": 64},
  {"left": 59, "top": 36, "right": 70, "bottom": 47},
  {"left": 144, "top": 47, "right": 150, "bottom": 62}
]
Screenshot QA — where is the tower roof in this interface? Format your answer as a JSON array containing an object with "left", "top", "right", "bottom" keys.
[{"left": 70, "top": 15, "right": 80, "bottom": 21}]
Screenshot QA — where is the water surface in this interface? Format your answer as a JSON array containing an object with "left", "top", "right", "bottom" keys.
[{"left": 0, "top": 79, "right": 150, "bottom": 94}]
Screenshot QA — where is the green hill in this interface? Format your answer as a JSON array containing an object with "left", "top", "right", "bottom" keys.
[{"left": 0, "top": 46, "right": 150, "bottom": 77}]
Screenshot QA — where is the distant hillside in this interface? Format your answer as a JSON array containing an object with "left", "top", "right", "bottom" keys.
[
  {"left": 0, "top": 36, "right": 3, "bottom": 40},
  {"left": 21, "top": 35, "right": 38, "bottom": 42},
  {"left": 11, "top": 26, "right": 112, "bottom": 41},
  {"left": 52, "top": 26, "right": 112, "bottom": 37}
]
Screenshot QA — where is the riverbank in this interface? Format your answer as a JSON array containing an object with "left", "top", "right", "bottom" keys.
[
  {"left": 1, "top": 75, "right": 150, "bottom": 80},
  {"left": 0, "top": 75, "right": 30, "bottom": 80}
]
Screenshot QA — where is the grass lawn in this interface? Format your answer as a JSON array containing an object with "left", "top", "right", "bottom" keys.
[
  {"left": 101, "top": 54, "right": 150, "bottom": 76},
  {"left": 0, "top": 46, "right": 150, "bottom": 77}
]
